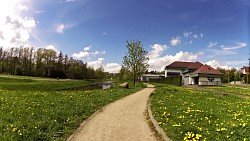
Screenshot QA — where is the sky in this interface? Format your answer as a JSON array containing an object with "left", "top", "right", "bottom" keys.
[{"left": 0, "top": 0, "right": 249, "bottom": 73}]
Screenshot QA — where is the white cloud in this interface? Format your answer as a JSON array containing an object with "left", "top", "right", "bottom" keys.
[
  {"left": 72, "top": 46, "right": 106, "bottom": 60},
  {"left": 46, "top": 45, "right": 58, "bottom": 52},
  {"left": 65, "top": 0, "right": 75, "bottom": 2},
  {"left": 17, "top": 5, "right": 28, "bottom": 11},
  {"left": 35, "top": 10, "right": 43, "bottom": 14},
  {"left": 205, "top": 60, "right": 230, "bottom": 70},
  {"left": 84, "top": 46, "right": 91, "bottom": 51},
  {"left": 193, "top": 34, "right": 198, "bottom": 38},
  {"left": 87, "top": 58, "right": 122, "bottom": 73},
  {"left": 183, "top": 32, "right": 192, "bottom": 37},
  {"left": 87, "top": 58, "right": 105, "bottom": 69},
  {"left": 207, "top": 42, "right": 218, "bottom": 48},
  {"left": 200, "top": 33, "right": 203, "bottom": 38},
  {"left": 0, "top": 1, "right": 36, "bottom": 48},
  {"left": 208, "top": 42, "right": 247, "bottom": 55},
  {"left": 56, "top": 24, "right": 64, "bottom": 34},
  {"left": 220, "top": 42, "right": 247, "bottom": 51},
  {"left": 148, "top": 44, "right": 168, "bottom": 59},
  {"left": 170, "top": 36, "right": 181, "bottom": 46},
  {"left": 148, "top": 51, "right": 203, "bottom": 71},
  {"left": 104, "top": 63, "right": 122, "bottom": 73}
]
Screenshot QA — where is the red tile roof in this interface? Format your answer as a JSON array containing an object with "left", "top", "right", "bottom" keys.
[
  {"left": 192, "top": 65, "right": 223, "bottom": 75},
  {"left": 188, "top": 62, "right": 204, "bottom": 69},
  {"left": 167, "top": 61, "right": 203, "bottom": 69},
  {"left": 241, "top": 66, "right": 249, "bottom": 73}
]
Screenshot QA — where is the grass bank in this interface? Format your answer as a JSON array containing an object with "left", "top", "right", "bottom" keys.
[
  {"left": 150, "top": 84, "right": 250, "bottom": 141},
  {"left": 0, "top": 77, "right": 145, "bottom": 140},
  {"left": 207, "top": 85, "right": 250, "bottom": 96}
]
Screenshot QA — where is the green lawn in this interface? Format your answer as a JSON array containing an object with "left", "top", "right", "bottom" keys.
[
  {"left": 150, "top": 84, "right": 250, "bottom": 141},
  {"left": 207, "top": 85, "right": 250, "bottom": 96},
  {"left": 0, "top": 77, "right": 145, "bottom": 140}
]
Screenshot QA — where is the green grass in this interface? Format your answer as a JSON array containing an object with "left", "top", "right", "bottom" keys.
[
  {"left": 207, "top": 85, "right": 250, "bottom": 96},
  {"left": 0, "top": 77, "right": 90, "bottom": 91},
  {"left": 150, "top": 83, "right": 250, "bottom": 141},
  {"left": 0, "top": 77, "right": 145, "bottom": 140}
]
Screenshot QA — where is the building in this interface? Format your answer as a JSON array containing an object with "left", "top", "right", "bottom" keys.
[
  {"left": 141, "top": 74, "right": 165, "bottom": 82},
  {"left": 241, "top": 66, "right": 249, "bottom": 83},
  {"left": 165, "top": 61, "right": 224, "bottom": 86},
  {"left": 241, "top": 66, "right": 249, "bottom": 75}
]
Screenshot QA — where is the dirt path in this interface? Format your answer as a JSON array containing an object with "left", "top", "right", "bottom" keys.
[{"left": 68, "top": 84, "right": 158, "bottom": 141}]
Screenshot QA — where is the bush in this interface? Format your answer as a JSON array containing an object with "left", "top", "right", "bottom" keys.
[{"left": 149, "top": 76, "right": 182, "bottom": 86}]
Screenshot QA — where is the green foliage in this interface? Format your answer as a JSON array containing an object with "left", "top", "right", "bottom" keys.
[
  {"left": 217, "top": 67, "right": 242, "bottom": 83},
  {"left": 150, "top": 84, "right": 250, "bottom": 141},
  {"left": 122, "top": 40, "right": 149, "bottom": 86},
  {"left": 95, "top": 66, "right": 106, "bottom": 80},
  {"left": 0, "top": 47, "right": 112, "bottom": 80},
  {"left": 149, "top": 76, "right": 182, "bottom": 86},
  {"left": 0, "top": 77, "right": 144, "bottom": 140}
]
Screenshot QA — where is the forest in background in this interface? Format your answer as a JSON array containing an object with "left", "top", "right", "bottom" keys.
[{"left": 0, "top": 47, "right": 113, "bottom": 80}]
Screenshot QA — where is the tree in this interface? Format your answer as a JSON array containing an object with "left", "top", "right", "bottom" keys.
[
  {"left": 95, "top": 66, "right": 105, "bottom": 81},
  {"left": 122, "top": 40, "right": 149, "bottom": 86}
]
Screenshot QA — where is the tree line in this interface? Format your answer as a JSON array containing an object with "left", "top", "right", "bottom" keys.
[{"left": 0, "top": 47, "right": 107, "bottom": 80}]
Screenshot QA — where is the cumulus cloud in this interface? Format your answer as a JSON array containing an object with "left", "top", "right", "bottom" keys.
[
  {"left": 0, "top": 1, "right": 36, "bottom": 48},
  {"left": 46, "top": 45, "right": 57, "bottom": 52},
  {"left": 207, "top": 42, "right": 218, "bottom": 48},
  {"left": 104, "top": 63, "right": 122, "bottom": 73},
  {"left": 148, "top": 51, "right": 203, "bottom": 71},
  {"left": 56, "top": 24, "right": 64, "bottom": 34},
  {"left": 87, "top": 58, "right": 122, "bottom": 73},
  {"left": 205, "top": 60, "right": 230, "bottom": 70},
  {"left": 87, "top": 58, "right": 104, "bottom": 69},
  {"left": 84, "top": 46, "right": 91, "bottom": 51},
  {"left": 170, "top": 36, "right": 181, "bottom": 46},
  {"left": 72, "top": 46, "right": 106, "bottom": 60},
  {"left": 148, "top": 44, "right": 168, "bottom": 59}
]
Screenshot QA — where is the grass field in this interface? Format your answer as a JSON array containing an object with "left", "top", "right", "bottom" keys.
[
  {"left": 150, "top": 84, "right": 250, "bottom": 141},
  {"left": 208, "top": 84, "right": 250, "bottom": 96},
  {"left": 0, "top": 77, "right": 145, "bottom": 140}
]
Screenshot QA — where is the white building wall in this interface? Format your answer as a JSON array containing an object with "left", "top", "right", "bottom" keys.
[
  {"left": 198, "top": 77, "right": 221, "bottom": 85},
  {"left": 184, "top": 76, "right": 189, "bottom": 85}
]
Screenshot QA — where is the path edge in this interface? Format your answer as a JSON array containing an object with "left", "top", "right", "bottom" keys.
[
  {"left": 147, "top": 91, "right": 171, "bottom": 141},
  {"left": 67, "top": 86, "right": 146, "bottom": 141}
]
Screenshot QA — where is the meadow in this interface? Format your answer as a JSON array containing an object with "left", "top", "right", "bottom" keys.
[
  {"left": 150, "top": 84, "right": 250, "bottom": 141},
  {"left": 0, "top": 77, "right": 145, "bottom": 140},
  {"left": 207, "top": 85, "right": 250, "bottom": 96}
]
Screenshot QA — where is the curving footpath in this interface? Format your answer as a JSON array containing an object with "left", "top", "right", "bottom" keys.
[{"left": 68, "top": 84, "right": 158, "bottom": 141}]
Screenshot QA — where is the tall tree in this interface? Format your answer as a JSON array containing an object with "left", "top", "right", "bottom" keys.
[
  {"left": 95, "top": 66, "right": 105, "bottom": 81},
  {"left": 122, "top": 40, "right": 149, "bottom": 86}
]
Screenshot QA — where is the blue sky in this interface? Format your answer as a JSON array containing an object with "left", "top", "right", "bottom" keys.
[{"left": 0, "top": 0, "right": 249, "bottom": 73}]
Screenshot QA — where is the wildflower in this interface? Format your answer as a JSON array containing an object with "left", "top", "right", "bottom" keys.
[{"left": 172, "top": 123, "right": 181, "bottom": 127}]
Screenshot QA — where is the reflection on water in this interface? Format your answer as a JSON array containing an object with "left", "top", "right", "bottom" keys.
[{"left": 100, "top": 81, "right": 115, "bottom": 89}]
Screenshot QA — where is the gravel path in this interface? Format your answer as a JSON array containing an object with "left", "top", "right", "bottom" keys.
[{"left": 68, "top": 84, "right": 158, "bottom": 141}]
